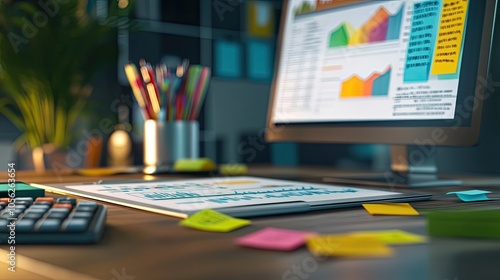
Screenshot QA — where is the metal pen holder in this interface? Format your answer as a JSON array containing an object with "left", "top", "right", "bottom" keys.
[{"left": 143, "top": 120, "right": 199, "bottom": 174}]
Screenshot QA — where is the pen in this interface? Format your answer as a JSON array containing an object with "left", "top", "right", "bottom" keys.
[
  {"left": 147, "top": 83, "right": 160, "bottom": 118},
  {"left": 190, "top": 67, "right": 209, "bottom": 120},
  {"left": 124, "top": 63, "right": 153, "bottom": 119},
  {"left": 192, "top": 68, "right": 211, "bottom": 120}
]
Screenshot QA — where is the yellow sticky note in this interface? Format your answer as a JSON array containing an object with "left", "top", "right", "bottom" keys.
[
  {"left": 349, "top": 230, "right": 427, "bottom": 245},
  {"left": 431, "top": 0, "right": 469, "bottom": 75},
  {"left": 179, "top": 209, "right": 250, "bottom": 232},
  {"left": 306, "top": 234, "right": 393, "bottom": 258},
  {"left": 247, "top": 1, "right": 274, "bottom": 37},
  {"left": 218, "top": 164, "right": 248, "bottom": 176},
  {"left": 362, "top": 203, "right": 419, "bottom": 216},
  {"left": 174, "top": 158, "right": 217, "bottom": 172}
]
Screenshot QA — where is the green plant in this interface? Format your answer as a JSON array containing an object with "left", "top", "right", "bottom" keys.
[{"left": 0, "top": 0, "right": 122, "bottom": 149}]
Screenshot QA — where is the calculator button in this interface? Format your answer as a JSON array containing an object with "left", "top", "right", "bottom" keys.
[
  {"left": 16, "top": 198, "right": 34, "bottom": 205},
  {"left": 17, "top": 220, "right": 35, "bottom": 232},
  {"left": 46, "top": 213, "right": 67, "bottom": 220},
  {"left": 15, "top": 205, "right": 27, "bottom": 211},
  {"left": 35, "top": 197, "right": 54, "bottom": 203},
  {"left": 53, "top": 204, "right": 73, "bottom": 210},
  {"left": 75, "top": 207, "right": 96, "bottom": 213},
  {"left": 57, "top": 198, "right": 76, "bottom": 205},
  {"left": 77, "top": 202, "right": 97, "bottom": 208},
  {"left": 26, "top": 207, "right": 49, "bottom": 214},
  {"left": 72, "top": 212, "right": 93, "bottom": 218},
  {"left": 1, "top": 211, "right": 19, "bottom": 218},
  {"left": 0, "top": 198, "right": 10, "bottom": 203},
  {"left": 0, "top": 220, "right": 9, "bottom": 232},
  {"left": 15, "top": 201, "right": 32, "bottom": 206},
  {"left": 34, "top": 201, "right": 52, "bottom": 206},
  {"left": 0, "top": 202, "right": 6, "bottom": 209},
  {"left": 46, "top": 209, "right": 70, "bottom": 219},
  {"left": 50, "top": 208, "right": 70, "bottom": 214},
  {"left": 30, "top": 204, "right": 50, "bottom": 209},
  {"left": 22, "top": 212, "right": 44, "bottom": 220},
  {"left": 64, "top": 219, "right": 89, "bottom": 232},
  {"left": 36, "top": 219, "right": 62, "bottom": 232}
]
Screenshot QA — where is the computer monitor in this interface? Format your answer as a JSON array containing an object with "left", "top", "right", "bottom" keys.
[{"left": 266, "top": 0, "right": 497, "bottom": 187}]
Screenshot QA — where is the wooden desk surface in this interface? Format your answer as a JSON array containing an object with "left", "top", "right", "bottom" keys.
[{"left": 1, "top": 166, "right": 500, "bottom": 280}]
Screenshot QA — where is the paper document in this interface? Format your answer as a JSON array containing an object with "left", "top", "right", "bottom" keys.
[{"left": 33, "top": 176, "right": 431, "bottom": 218}]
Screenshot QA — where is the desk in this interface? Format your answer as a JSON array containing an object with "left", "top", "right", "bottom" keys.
[{"left": 1, "top": 166, "right": 500, "bottom": 280}]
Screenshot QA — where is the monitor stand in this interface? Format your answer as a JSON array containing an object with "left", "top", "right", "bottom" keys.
[{"left": 323, "top": 145, "right": 462, "bottom": 188}]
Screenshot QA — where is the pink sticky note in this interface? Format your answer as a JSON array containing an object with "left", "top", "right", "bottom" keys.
[{"left": 235, "top": 227, "right": 317, "bottom": 251}]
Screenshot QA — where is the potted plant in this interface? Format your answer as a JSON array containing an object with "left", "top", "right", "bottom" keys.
[{"left": 0, "top": 0, "right": 123, "bottom": 171}]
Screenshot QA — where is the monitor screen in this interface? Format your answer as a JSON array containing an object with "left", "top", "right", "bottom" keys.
[{"left": 267, "top": 0, "right": 496, "bottom": 146}]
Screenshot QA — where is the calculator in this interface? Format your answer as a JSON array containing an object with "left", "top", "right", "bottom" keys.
[{"left": 0, "top": 197, "right": 107, "bottom": 244}]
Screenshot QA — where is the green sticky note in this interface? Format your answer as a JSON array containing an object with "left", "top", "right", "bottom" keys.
[
  {"left": 0, "top": 182, "right": 44, "bottom": 199},
  {"left": 179, "top": 209, "right": 250, "bottom": 232},
  {"left": 427, "top": 209, "right": 500, "bottom": 239},
  {"left": 173, "top": 158, "right": 217, "bottom": 172}
]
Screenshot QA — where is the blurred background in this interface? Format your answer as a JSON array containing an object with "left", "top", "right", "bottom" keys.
[{"left": 1, "top": 0, "right": 500, "bottom": 175}]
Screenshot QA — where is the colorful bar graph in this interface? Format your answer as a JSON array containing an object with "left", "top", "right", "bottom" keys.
[
  {"left": 328, "top": 4, "right": 404, "bottom": 48},
  {"left": 340, "top": 67, "right": 391, "bottom": 98}
]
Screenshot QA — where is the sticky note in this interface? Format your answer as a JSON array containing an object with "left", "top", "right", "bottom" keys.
[
  {"left": 218, "top": 164, "right": 248, "bottom": 176},
  {"left": 431, "top": 0, "right": 469, "bottom": 75},
  {"left": 215, "top": 41, "right": 242, "bottom": 78},
  {"left": 235, "top": 227, "right": 317, "bottom": 251},
  {"left": 427, "top": 209, "right": 500, "bottom": 239},
  {"left": 349, "top": 230, "right": 427, "bottom": 245},
  {"left": 446, "top": 190, "right": 491, "bottom": 202},
  {"left": 174, "top": 158, "right": 217, "bottom": 172},
  {"left": 248, "top": 1, "right": 274, "bottom": 37},
  {"left": 362, "top": 203, "right": 419, "bottom": 216},
  {"left": 247, "top": 40, "right": 273, "bottom": 81},
  {"left": 306, "top": 234, "right": 393, "bottom": 258},
  {"left": 179, "top": 209, "right": 250, "bottom": 232}
]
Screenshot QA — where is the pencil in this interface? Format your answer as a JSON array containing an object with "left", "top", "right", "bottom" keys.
[{"left": 124, "top": 63, "right": 151, "bottom": 120}]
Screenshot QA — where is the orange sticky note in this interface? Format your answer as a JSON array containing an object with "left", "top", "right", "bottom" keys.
[{"left": 362, "top": 203, "right": 419, "bottom": 216}]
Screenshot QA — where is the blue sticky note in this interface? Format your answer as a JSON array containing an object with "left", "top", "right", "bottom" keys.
[
  {"left": 247, "top": 40, "right": 273, "bottom": 81},
  {"left": 215, "top": 41, "right": 242, "bottom": 78},
  {"left": 446, "top": 190, "right": 492, "bottom": 202}
]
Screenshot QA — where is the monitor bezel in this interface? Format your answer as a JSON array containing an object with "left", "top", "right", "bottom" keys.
[{"left": 266, "top": 0, "right": 497, "bottom": 146}]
